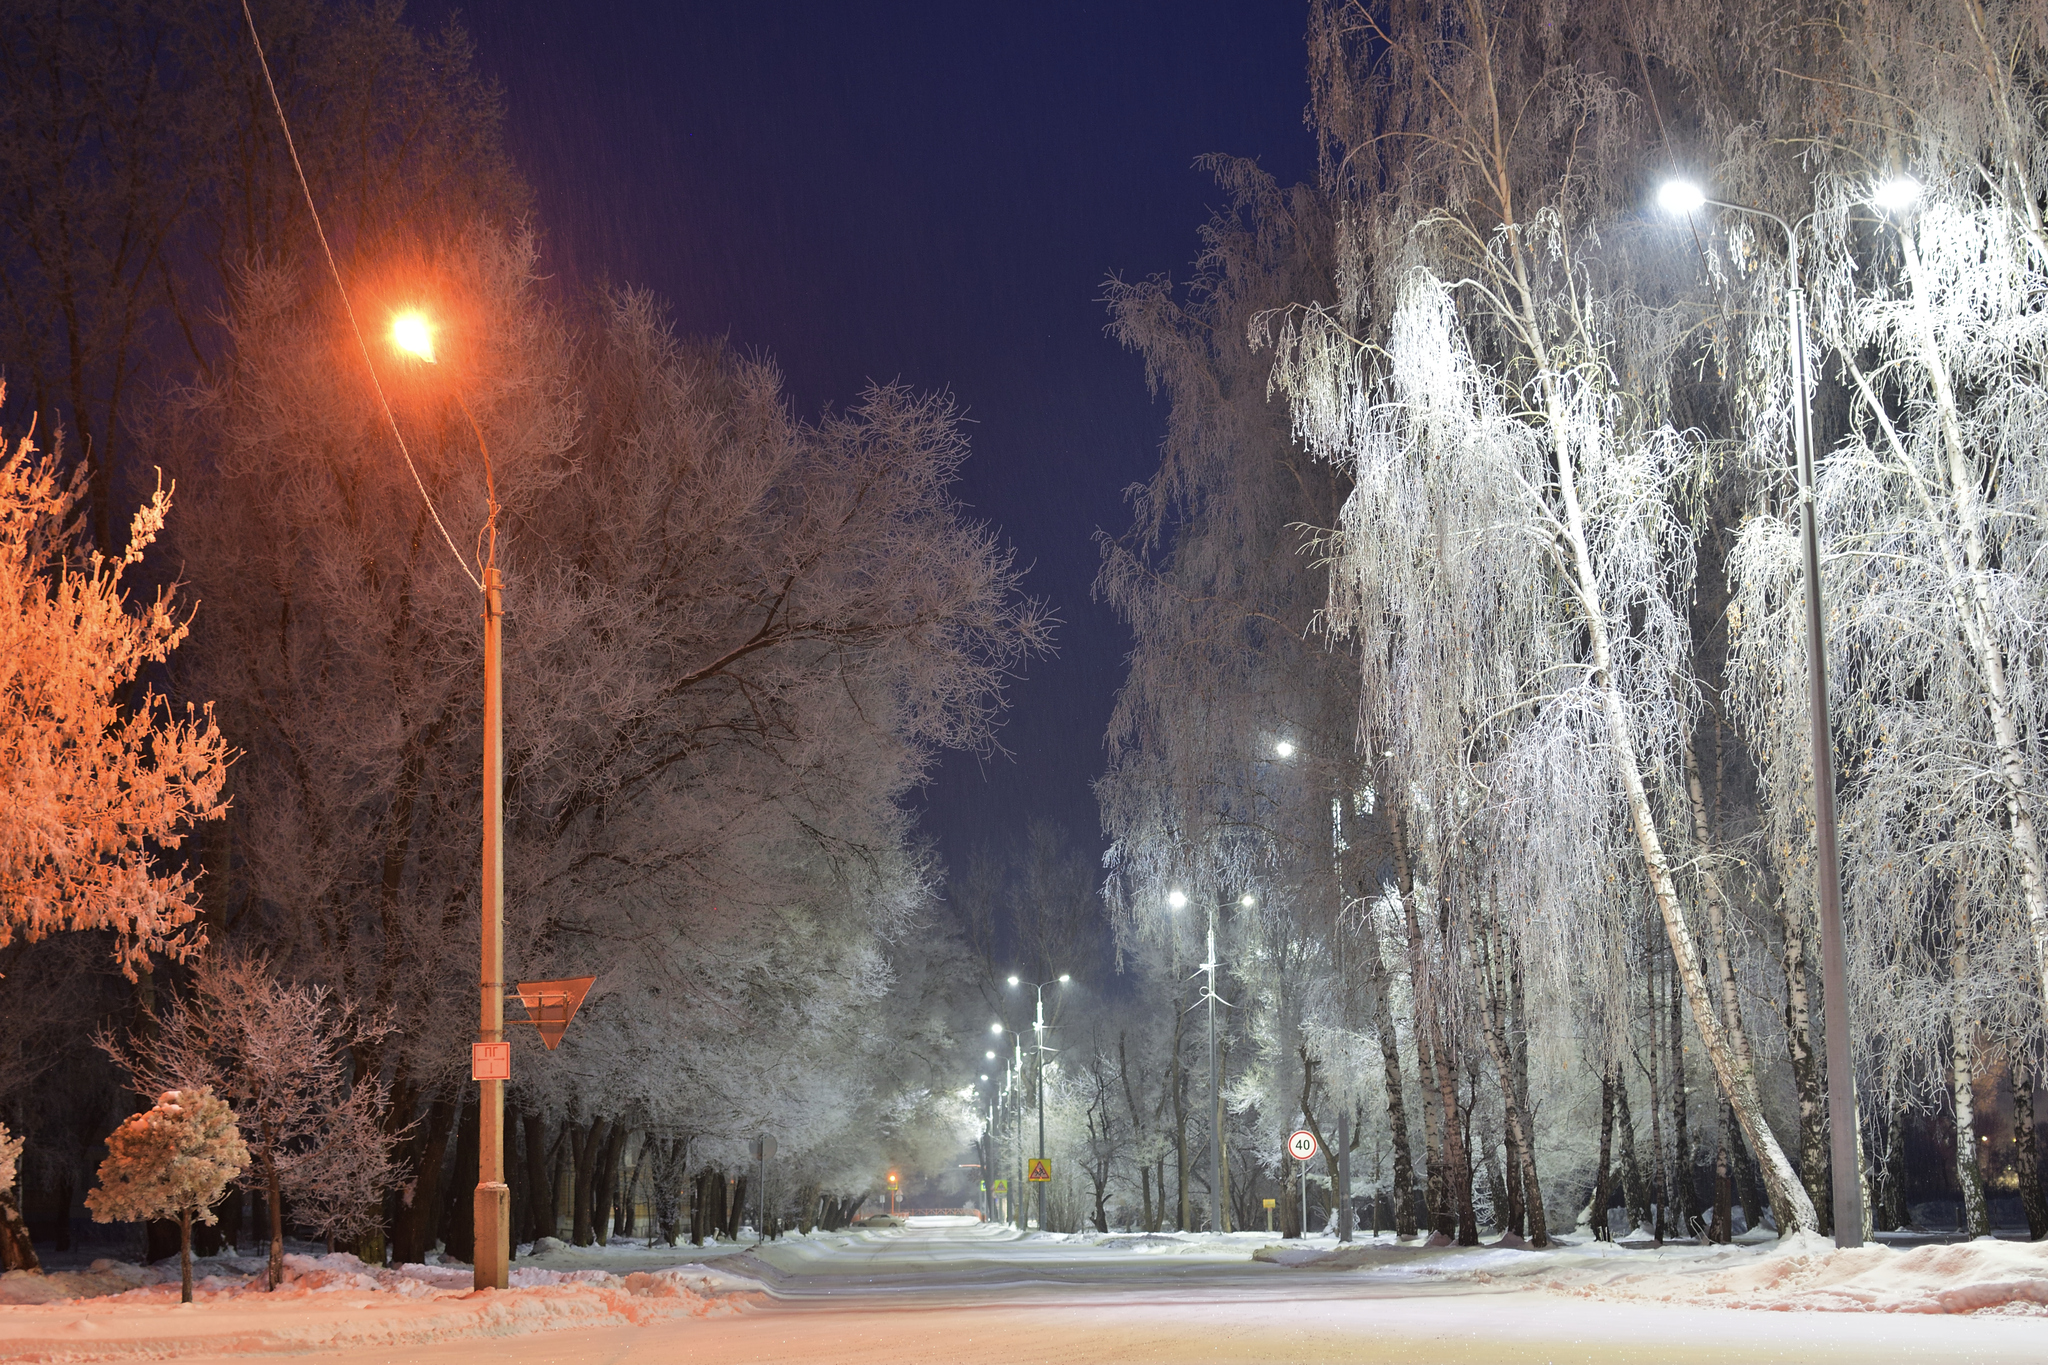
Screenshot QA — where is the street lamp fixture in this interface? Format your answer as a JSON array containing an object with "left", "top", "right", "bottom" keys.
[
  {"left": 1167, "top": 890, "right": 1188, "bottom": 911},
  {"left": 1871, "top": 176, "right": 1921, "bottom": 211},
  {"left": 391, "top": 311, "right": 436, "bottom": 362},
  {"left": 1273, "top": 740, "right": 1295, "bottom": 758},
  {"left": 1656, "top": 177, "right": 1862, "bottom": 1249},
  {"left": 1656, "top": 179, "right": 1707, "bottom": 214},
  {"left": 1240, "top": 894, "right": 1256, "bottom": 908}
]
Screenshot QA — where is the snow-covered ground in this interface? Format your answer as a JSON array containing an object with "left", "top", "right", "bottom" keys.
[{"left": 2, "top": 1223, "right": 2043, "bottom": 1363}]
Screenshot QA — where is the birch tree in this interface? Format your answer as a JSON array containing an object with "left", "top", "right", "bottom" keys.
[{"left": 1279, "top": 0, "right": 1818, "bottom": 1232}]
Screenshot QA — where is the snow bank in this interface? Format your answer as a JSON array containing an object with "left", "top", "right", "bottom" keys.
[
  {"left": 0, "top": 1251, "right": 762, "bottom": 1362},
  {"left": 1551, "top": 1232, "right": 2048, "bottom": 1315},
  {"left": 1263, "top": 1229, "right": 2048, "bottom": 1316}
]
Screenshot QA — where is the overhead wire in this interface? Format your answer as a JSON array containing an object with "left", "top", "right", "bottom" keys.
[{"left": 237, "top": 0, "right": 481, "bottom": 592}]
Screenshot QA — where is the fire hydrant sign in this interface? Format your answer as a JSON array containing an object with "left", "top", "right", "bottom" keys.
[
  {"left": 1027, "top": 1158, "right": 1052, "bottom": 1183},
  {"left": 471, "top": 1041, "right": 511, "bottom": 1080},
  {"left": 1287, "top": 1129, "right": 1318, "bottom": 1161}
]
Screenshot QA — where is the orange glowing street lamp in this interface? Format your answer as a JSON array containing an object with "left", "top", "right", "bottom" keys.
[
  {"left": 388, "top": 308, "right": 510, "bottom": 1291},
  {"left": 391, "top": 311, "right": 435, "bottom": 363}
]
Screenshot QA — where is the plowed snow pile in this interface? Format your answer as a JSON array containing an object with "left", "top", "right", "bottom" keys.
[
  {"left": 1547, "top": 1232, "right": 2048, "bottom": 1315},
  {"left": 0, "top": 1251, "right": 760, "bottom": 1362}
]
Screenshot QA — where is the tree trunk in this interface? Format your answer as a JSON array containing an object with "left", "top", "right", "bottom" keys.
[
  {"left": 442, "top": 1091, "right": 479, "bottom": 1264},
  {"left": 391, "top": 1097, "right": 456, "bottom": 1268},
  {"left": 725, "top": 1175, "right": 747, "bottom": 1240},
  {"left": 1669, "top": 940, "right": 1696, "bottom": 1235},
  {"left": 1117, "top": 1032, "right": 1152, "bottom": 1233},
  {"left": 1711, "top": 1105, "right": 1733, "bottom": 1244},
  {"left": 0, "top": 1186, "right": 41, "bottom": 1272},
  {"left": 1475, "top": 881, "right": 1544, "bottom": 1244},
  {"left": 1616, "top": 1077, "right": 1647, "bottom": 1234},
  {"left": 1544, "top": 390, "right": 1816, "bottom": 1233},
  {"left": 1172, "top": 990, "right": 1190, "bottom": 1232},
  {"left": 570, "top": 1118, "right": 608, "bottom": 1246},
  {"left": 266, "top": 1154, "right": 287, "bottom": 1289},
  {"left": 1645, "top": 968, "right": 1667, "bottom": 1247},
  {"left": 522, "top": 1112, "right": 553, "bottom": 1243},
  {"left": 1781, "top": 898, "right": 1829, "bottom": 1233},
  {"left": 1890, "top": 239, "right": 2048, "bottom": 1028},
  {"left": 2014, "top": 1053, "right": 2046, "bottom": 1241},
  {"left": 1360, "top": 890, "right": 1418, "bottom": 1237},
  {"left": 1589, "top": 1061, "right": 1615, "bottom": 1241},
  {"left": 1951, "top": 898, "right": 1990, "bottom": 1237},
  {"left": 178, "top": 1208, "right": 193, "bottom": 1304},
  {"left": 1392, "top": 810, "right": 1449, "bottom": 1237},
  {"left": 590, "top": 1124, "right": 628, "bottom": 1244}
]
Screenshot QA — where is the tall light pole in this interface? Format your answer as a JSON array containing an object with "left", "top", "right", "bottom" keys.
[
  {"left": 1656, "top": 180, "right": 1898, "bottom": 1249},
  {"left": 1168, "top": 889, "right": 1230, "bottom": 1233},
  {"left": 1007, "top": 974, "right": 1069, "bottom": 1231},
  {"left": 390, "top": 312, "right": 509, "bottom": 1287}
]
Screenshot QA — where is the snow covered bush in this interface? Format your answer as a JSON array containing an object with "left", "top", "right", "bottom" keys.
[
  {"left": 0, "top": 402, "right": 230, "bottom": 979},
  {"left": 0, "top": 1118, "right": 33, "bottom": 1273},
  {"left": 86, "top": 1087, "right": 248, "bottom": 1302}
]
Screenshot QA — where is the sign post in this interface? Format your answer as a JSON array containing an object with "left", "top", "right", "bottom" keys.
[
  {"left": 1263, "top": 1197, "right": 1277, "bottom": 1234},
  {"left": 1287, "top": 1130, "right": 1319, "bottom": 1239}
]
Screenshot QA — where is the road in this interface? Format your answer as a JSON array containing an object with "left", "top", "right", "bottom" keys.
[{"left": 166, "top": 1223, "right": 2043, "bottom": 1365}]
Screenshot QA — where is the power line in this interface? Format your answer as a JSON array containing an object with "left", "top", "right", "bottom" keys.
[{"left": 237, "top": 0, "right": 480, "bottom": 592}]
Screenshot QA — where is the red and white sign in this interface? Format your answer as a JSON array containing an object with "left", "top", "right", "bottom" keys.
[
  {"left": 1286, "top": 1129, "right": 1318, "bottom": 1162},
  {"left": 471, "top": 1041, "right": 511, "bottom": 1081}
]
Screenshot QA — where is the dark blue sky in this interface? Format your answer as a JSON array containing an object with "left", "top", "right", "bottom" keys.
[{"left": 442, "top": 0, "right": 1317, "bottom": 883}]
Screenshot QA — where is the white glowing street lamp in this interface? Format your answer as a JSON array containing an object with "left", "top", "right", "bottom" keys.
[{"left": 1654, "top": 176, "right": 1917, "bottom": 1249}]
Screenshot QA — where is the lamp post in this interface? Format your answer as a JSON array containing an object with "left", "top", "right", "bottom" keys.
[
  {"left": 1168, "top": 888, "right": 1231, "bottom": 1233},
  {"left": 1655, "top": 180, "right": 1909, "bottom": 1249},
  {"left": 1007, "top": 974, "right": 1069, "bottom": 1231},
  {"left": 389, "top": 312, "right": 509, "bottom": 1287}
]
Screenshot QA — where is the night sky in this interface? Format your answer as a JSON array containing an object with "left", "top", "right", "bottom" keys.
[{"left": 433, "top": 0, "right": 1318, "bottom": 886}]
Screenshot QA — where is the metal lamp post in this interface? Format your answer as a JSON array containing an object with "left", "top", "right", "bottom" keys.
[
  {"left": 1168, "top": 889, "right": 1229, "bottom": 1233},
  {"left": 389, "top": 313, "right": 510, "bottom": 1287},
  {"left": 1007, "top": 974, "right": 1069, "bottom": 1231},
  {"left": 1657, "top": 179, "right": 1890, "bottom": 1248}
]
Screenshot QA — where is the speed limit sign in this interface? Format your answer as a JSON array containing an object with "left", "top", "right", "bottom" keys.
[{"left": 1287, "top": 1129, "right": 1319, "bottom": 1161}]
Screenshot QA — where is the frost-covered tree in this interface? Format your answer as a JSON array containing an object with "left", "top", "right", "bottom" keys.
[
  {"left": 100, "top": 954, "right": 396, "bottom": 1287},
  {"left": 1272, "top": 0, "right": 1819, "bottom": 1235},
  {"left": 85, "top": 1087, "right": 248, "bottom": 1302},
  {"left": 0, "top": 408, "right": 229, "bottom": 978}
]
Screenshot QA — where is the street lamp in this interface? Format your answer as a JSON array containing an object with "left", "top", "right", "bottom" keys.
[
  {"left": 1657, "top": 179, "right": 1863, "bottom": 1249},
  {"left": 1167, "top": 888, "right": 1229, "bottom": 1233},
  {"left": 1273, "top": 740, "right": 1295, "bottom": 759},
  {"left": 390, "top": 309, "right": 511, "bottom": 1287},
  {"left": 1007, "top": 974, "right": 1069, "bottom": 1232}
]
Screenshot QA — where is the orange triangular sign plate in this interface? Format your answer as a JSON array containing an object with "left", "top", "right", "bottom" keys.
[{"left": 514, "top": 976, "right": 596, "bottom": 1050}]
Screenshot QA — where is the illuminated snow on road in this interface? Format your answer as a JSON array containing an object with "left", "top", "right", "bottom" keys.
[{"left": 5, "top": 1220, "right": 2045, "bottom": 1364}]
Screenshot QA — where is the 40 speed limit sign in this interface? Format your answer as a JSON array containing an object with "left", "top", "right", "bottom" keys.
[{"left": 1286, "top": 1129, "right": 1319, "bottom": 1162}]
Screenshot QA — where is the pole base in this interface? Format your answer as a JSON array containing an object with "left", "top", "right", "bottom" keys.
[{"left": 474, "top": 1182, "right": 510, "bottom": 1290}]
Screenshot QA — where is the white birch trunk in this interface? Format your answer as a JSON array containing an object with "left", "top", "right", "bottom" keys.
[{"left": 1895, "top": 233, "right": 2048, "bottom": 1028}]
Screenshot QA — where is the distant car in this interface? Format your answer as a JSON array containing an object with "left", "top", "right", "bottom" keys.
[{"left": 852, "top": 1214, "right": 905, "bottom": 1228}]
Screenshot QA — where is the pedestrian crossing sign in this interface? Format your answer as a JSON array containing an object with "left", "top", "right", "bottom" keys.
[
  {"left": 992, "top": 1179, "right": 1008, "bottom": 1194},
  {"left": 1027, "top": 1158, "right": 1052, "bottom": 1183}
]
